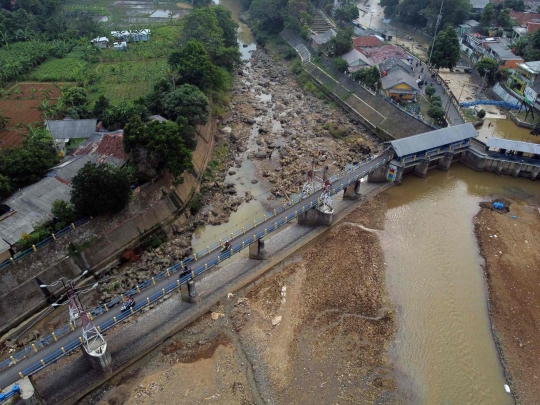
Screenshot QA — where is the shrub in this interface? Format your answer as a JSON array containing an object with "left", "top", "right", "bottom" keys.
[{"left": 477, "top": 109, "right": 486, "bottom": 118}]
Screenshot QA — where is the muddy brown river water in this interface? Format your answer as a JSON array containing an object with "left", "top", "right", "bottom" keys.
[{"left": 381, "top": 164, "right": 540, "bottom": 405}]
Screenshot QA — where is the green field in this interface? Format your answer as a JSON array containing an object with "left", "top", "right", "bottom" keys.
[
  {"left": 28, "top": 57, "right": 87, "bottom": 82},
  {"left": 88, "top": 59, "right": 168, "bottom": 103}
]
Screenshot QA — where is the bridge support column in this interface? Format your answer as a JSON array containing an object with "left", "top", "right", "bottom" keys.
[
  {"left": 477, "top": 157, "right": 487, "bottom": 171},
  {"left": 367, "top": 164, "right": 388, "bottom": 182},
  {"left": 512, "top": 163, "right": 523, "bottom": 178},
  {"left": 343, "top": 179, "right": 361, "bottom": 200},
  {"left": 495, "top": 160, "right": 504, "bottom": 175},
  {"left": 394, "top": 166, "right": 404, "bottom": 184},
  {"left": 530, "top": 166, "right": 539, "bottom": 181},
  {"left": 83, "top": 344, "right": 112, "bottom": 374},
  {"left": 413, "top": 160, "right": 429, "bottom": 178},
  {"left": 298, "top": 207, "right": 334, "bottom": 226},
  {"left": 437, "top": 153, "right": 453, "bottom": 171},
  {"left": 249, "top": 238, "right": 267, "bottom": 260},
  {"left": 186, "top": 279, "right": 199, "bottom": 303}
]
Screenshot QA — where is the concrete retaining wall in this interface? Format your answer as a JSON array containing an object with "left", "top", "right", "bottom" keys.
[{"left": 0, "top": 118, "right": 216, "bottom": 335}]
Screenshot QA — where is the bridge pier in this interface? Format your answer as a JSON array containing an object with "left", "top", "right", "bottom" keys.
[
  {"left": 413, "top": 160, "right": 429, "bottom": 178},
  {"left": 186, "top": 279, "right": 199, "bottom": 303},
  {"left": 437, "top": 153, "right": 453, "bottom": 171},
  {"left": 394, "top": 166, "right": 404, "bottom": 184},
  {"left": 249, "top": 238, "right": 267, "bottom": 260},
  {"left": 367, "top": 164, "right": 388, "bottom": 182},
  {"left": 531, "top": 166, "right": 539, "bottom": 180},
  {"left": 83, "top": 344, "right": 112, "bottom": 374},
  {"left": 495, "top": 160, "right": 504, "bottom": 175},
  {"left": 343, "top": 179, "right": 361, "bottom": 200},
  {"left": 297, "top": 207, "right": 334, "bottom": 226},
  {"left": 512, "top": 163, "right": 523, "bottom": 178}
]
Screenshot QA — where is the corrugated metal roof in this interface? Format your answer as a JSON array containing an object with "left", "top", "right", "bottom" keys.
[
  {"left": 381, "top": 69, "right": 419, "bottom": 91},
  {"left": 486, "top": 137, "right": 540, "bottom": 155},
  {"left": 390, "top": 123, "right": 477, "bottom": 157},
  {"left": 469, "top": 0, "right": 488, "bottom": 9},
  {"left": 45, "top": 119, "right": 97, "bottom": 140},
  {"left": 341, "top": 49, "right": 370, "bottom": 66}
]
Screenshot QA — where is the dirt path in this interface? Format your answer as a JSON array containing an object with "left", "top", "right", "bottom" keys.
[{"left": 474, "top": 199, "right": 540, "bottom": 405}]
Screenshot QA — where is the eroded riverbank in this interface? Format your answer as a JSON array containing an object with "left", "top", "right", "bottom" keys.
[{"left": 474, "top": 198, "right": 540, "bottom": 405}]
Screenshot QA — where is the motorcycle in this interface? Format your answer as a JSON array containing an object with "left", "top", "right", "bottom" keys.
[{"left": 220, "top": 243, "right": 231, "bottom": 253}]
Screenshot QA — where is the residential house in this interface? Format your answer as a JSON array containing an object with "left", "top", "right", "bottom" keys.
[
  {"left": 0, "top": 133, "right": 126, "bottom": 260},
  {"left": 381, "top": 69, "right": 420, "bottom": 101},
  {"left": 462, "top": 34, "right": 523, "bottom": 67},
  {"left": 458, "top": 20, "right": 481, "bottom": 36},
  {"left": 469, "top": 0, "right": 489, "bottom": 12},
  {"left": 90, "top": 36, "right": 109, "bottom": 49},
  {"left": 510, "top": 11, "right": 540, "bottom": 26},
  {"left": 311, "top": 29, "right": 336, "bottom": 51},
  {"left": 111, "top": 30, "right": 131, "bottom": 42},
  {"left": 341, "top": 49, "right": 372, "bottom": 72},
  {"left": 130, "top": 29, "right": 151, "bottom": 42},
  {"left": 113, "top": 41, "right": 128, "bottom": 51},
  {"left": 45, "top": 118, "right": 98, "bottom": 157},
  {"left": 485, "top": 41, "right": 524, "bottom": 68},
  {"left": 379, "top": 57, "right": 413, "bottom": 76},
  {"left": 352, "top": 35, "right": 384, "bottom": 49},
  {"left": 358, "top": 44, "right": 408, "bottom": 65},
  {"left": 508, "top": 61, "right": 540, "bottom": 96}
]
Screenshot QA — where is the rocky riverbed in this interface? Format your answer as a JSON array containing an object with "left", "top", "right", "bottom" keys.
[{"left": 4, "top": 47, "right": 380, "bottom": 356}]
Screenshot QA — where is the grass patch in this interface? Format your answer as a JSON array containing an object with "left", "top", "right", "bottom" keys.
[
  {"left": 28, "top": 57, "right": 86, "bottom": 82},
  {"left": 88, "top": 59, "right": 167, "bottom": 103}
]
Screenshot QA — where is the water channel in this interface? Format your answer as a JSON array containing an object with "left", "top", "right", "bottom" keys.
[{"left": 381, "top": 164, "right": 540, "bottom": 405}]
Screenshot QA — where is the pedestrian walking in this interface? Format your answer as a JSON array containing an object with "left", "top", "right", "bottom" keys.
[{"left": 421, "top": 67, "right": 424, "bottom": 73}]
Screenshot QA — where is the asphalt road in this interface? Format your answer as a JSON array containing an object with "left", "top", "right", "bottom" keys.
[{"left": 0, "top": 151, "right": 391, "bottom": 389}]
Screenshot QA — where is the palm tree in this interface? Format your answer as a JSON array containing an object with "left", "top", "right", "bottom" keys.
[{"left": 0, "top": 110, "right": 11, "bottom": 129}]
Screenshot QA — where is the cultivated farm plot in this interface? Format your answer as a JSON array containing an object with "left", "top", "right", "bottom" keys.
[
  {"left": 0, "top": 82, "right": 60, "bottom": 148},
  {"left": 89, "top": 59, "right": 167, "bottom": 103}
]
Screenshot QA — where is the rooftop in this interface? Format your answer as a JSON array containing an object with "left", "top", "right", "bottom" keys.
[
  {"left": 360, "top": 44, "right": 408, "bottom": 65},
  {"left": 45, "top": 119, "right": 98, "bottom": 140},
  {"left": 72, "top": 131, "right": 126, "bottom": 162},
  {"left": 353, "top": 36, "right": 383, "bottom": 48},
  {"left": 341, "top": 48, "right": 371, "bottom": 66},
  {"left": 486, "top": 42, "right": 523, "bottom": 61},
  {"left": 486, "top": 137, "right": 540, "bottom": 155},
  {"left": 469, "top": 0, "right": 489, "bottom": 8},
  {"left": 379, "top": 57, "right": 412, "bottom": 75},
  {"left": 390, "top": 123, "right": 477, "bottom": 158},
  {"left": 511, "top": 11, "right": 540, "bottom": 25},
  {"left": 517, "top": 60, "right": 540, "bottom": 74},
  {"left": 381, "top": 69, "right": 419, "bottom": 92}
]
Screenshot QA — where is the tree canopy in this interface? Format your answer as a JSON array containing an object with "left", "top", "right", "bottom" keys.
[
  {"left": 429, "top": 26, "right": 460, "bottom": 69},
  {"left": 329, "top": 29, "right": 353, "bottom": 56},
  {"left": 384, "top": 0, "right": 470, "bottom": 28},
  {"left": 177, "top": 6, "right": 240, "bottom": 71},
  {"left": 476, "top": 57, "right": 499, "bottom": 84},
  {"left": 70, "top": 162, "right": 133, "bottom": 216},
  {"left": 353, "top": 66, "right": 381, "bottom": 89},
  {"left": 0, "top": 127, "right": 59, "bottom": 191},
  {"left": 334, "top": 0, "right": 359, "bottom": 23},
  {"left": 169, "top": 39, "right": 224, "bottom": 93},
  {"left": 123, "top": 117, "right": 194, "bottom": 181},
  {"left": 480, "top": 3, "right": 494, "bottom": 28},
  {"left": 162, "top": 84, "right": 210, "bottom": 125}
]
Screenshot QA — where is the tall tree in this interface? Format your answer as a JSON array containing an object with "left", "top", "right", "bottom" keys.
[
  {"left": 329, "top": 28, "right": 353, "bottom": 56},
  {"left": 162, "top": 84, "right": 210, "bottom": 125},
  {"left": 70, "top": 162, "right": 132, "bottom": 216},
  {"left": 497, "top": 8, "right": 513, "bottom": 29},
  {"left": 123, "top": 117, "right": 193, "bottom": 181},
  {"left": 429, "top": 25, "right": 460, "bottom": 69},
  {"left": 168, "top": 39, "right": 222, "bottom": 92},
  {"left": 179, "top": 7, "right": 224, "bottom": 63},
  {"left": 480, "top": 3, "right": 494, "bottom": 28}
]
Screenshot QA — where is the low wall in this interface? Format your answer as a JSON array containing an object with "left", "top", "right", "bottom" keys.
[
  {"left": 0, "top": 118, "right": 216, "bottom": 336},
  {"left": 509, "top": 111, "right": 535, "bottom": 129}
]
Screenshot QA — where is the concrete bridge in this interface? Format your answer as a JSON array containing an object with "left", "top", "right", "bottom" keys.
[
  {"left": 372, "top": 123, "right": 540, "bottom": 183},
  {"left": 0, "top": 150, "right": 394, "bottom": 398}
]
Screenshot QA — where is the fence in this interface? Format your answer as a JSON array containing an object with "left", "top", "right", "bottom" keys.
[
  {"left": 0, "top": 151, "right": 392, "bottom": 382},
  {"left": 0, "top": 217, "right": 91, "bottom": 273}
]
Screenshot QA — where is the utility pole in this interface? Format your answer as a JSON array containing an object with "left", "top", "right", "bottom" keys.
[
  {"left": 40, "top": 272, "right": 109, "bottom": 369},
  {"left": 427, "top": 0, "right": 444, "bottom": 68}
]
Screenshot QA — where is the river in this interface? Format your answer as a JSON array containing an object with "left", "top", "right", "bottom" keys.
[{"left": 381, "top": 163, "right": 540, "bottom": 405}]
